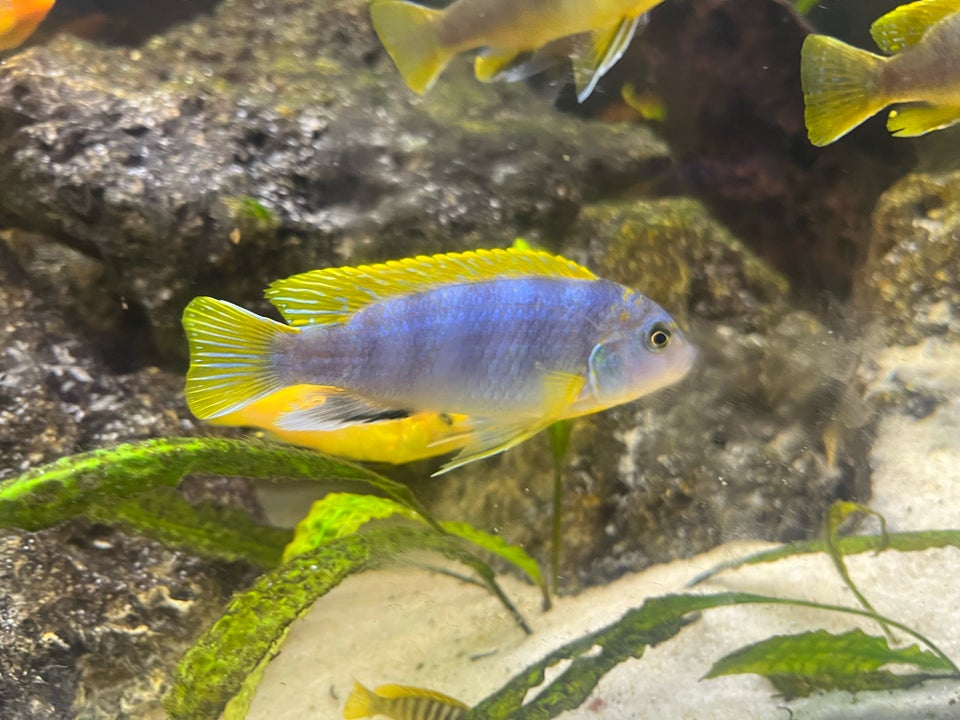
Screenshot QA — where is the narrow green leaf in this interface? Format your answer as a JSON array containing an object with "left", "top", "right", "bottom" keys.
[
  {"left": 283, "top": 492, "right": 419, "bottom": 562},
  {"left": 688, "top": 530, "right": 960, "bottom": 587},
  {"left": 89, "top": 487, "right": 290, "bottom": 568},
  {"left": 442, "top": 520, "right": 545, "bottom": 591},
  {"left": 166, "top": 525, "right": 531, "bottom": 720},
  {"left": 0, "top": 438, "right": 442, "bottom": 533}
]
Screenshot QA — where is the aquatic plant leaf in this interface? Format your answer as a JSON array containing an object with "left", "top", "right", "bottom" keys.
[
  {"left": 166, "top": 525, "right": 530, "bottom": 720},
  {"left": 90, "top": 487, "right": 290, "bottom": 568},
  {"left": 706, "top": 629, "right": 956, "bottom": 698},
  {"left": 467, "top": 592, "right": 958, "bottom": 719},
  {"left": 688, "top": 529, "right": 960, "bottom": 586},
  {"left": 283, "top": 492, "right": 420, "bottom": 562},
  {"left": 0, "top": 437, "right": 441, "bottom": 533},
  {"left": 441, "top": 520, "right": 545, "bottom": 593}
]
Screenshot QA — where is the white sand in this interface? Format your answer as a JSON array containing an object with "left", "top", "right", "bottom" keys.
[{"left": 248, "top": 340, "right": 960, "bottom": 719}]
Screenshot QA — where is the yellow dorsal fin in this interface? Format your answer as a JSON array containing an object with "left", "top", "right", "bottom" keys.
[
  {"left": 373, "top": 683, "right": 469, "bottom": 708},
  {"left": 870, "top": 0, "right": 960, "bottom": 54},
  {"left": 265, "top": 248, "right": 597, "bottom": 327}
]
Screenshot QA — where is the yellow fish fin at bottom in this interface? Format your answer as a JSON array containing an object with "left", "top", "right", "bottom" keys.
[
  {"left": 870, "top": 0, "right": 960, "bottom": 54},
  {"left": 474, "top": 49, "right": 523, "bottom": 82},
  {"left": 369, "top": 0, "right": 451, "bottom": 95},
  {"left": 800, "top": 34, "right": 888, "bottom": 146},
  {"left": 887, "top": 103, "right": 960, "bottom": 137}
]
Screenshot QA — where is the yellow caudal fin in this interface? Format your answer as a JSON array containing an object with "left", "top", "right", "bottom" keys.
[
  {"left": 887, "top": 103, "right": 960, "bottom": 137},
  {"left": 800, "top": 34, "right": 888, "bottom": 146},
  {"left": 369, "top": 0, "right": 450, "bottom": 95},
  {"left": 342, "top": 681, "right": 374, "bottom": 719},
  {"left": 182, "top": 297, "right": 298, "bottom": 420}
]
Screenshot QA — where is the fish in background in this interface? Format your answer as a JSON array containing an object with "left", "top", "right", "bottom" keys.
[
  {"left": 182, "top": 248, "right": 695, "bottom": 474},
  {"left": 801, "top": 0, "right": 960, "bottom": 146},
  {"left": 343, "top": 681, "right": 467, "bottom": 720},
  {"left": 368, "top": 0, "right": 668, "bottom": 102},
  {"left": 0, "top": 0, "right": 54, "bottom": 51}
]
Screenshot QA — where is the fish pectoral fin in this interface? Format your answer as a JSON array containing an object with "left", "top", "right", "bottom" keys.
[
  {"left": 474, "top": 49, "right": 524, "bottom": 82},
  {"left": 275, "top": 389, "right": 410, "bottom": 431},
  {"left": 887, "top": 103, "right": 960, "bottom": 137},
  {"left": 541, "top": 370, "right": 586, "bottom": 416},
  {"left": 870, "top": 0, "right": 960, "bottom": 54},
  {"left": 572, "top": 14, "right": 643, "bottom": 103},
  {"left": 432, "top": 417, "right": 548, "bottom": 476}
]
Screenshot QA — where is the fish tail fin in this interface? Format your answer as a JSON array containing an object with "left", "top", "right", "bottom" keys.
[
  {"left": 370, "top": 0, "right": 450, "bottom": 94},
  {"left": 801, "top": 33, "right": 888, "bottom": 146},
  {"left": 182, "top": 297, "right": 298, "bottom": 420},
  {"left": 342, "top": 681, "right": 374, "bottom": 719}
]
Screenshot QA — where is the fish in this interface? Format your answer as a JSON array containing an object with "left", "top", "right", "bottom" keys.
[
  {"left": 369, "top": 0, "right": 667, "bottom": 102},
  {"left": 343, "top": 681, "right": 468, "bottom": 720},
  {"left": 212, "top": 385, "right": 471, "bottom": 464},
  {"left": 182, "top": 248, "right": 696, "bottom": 474},
  {"left": 0, "top": 0, "right": 55, "bottom": 51},
  {"left": 800, "top": 0, "right": 960, "bottom": 146}
]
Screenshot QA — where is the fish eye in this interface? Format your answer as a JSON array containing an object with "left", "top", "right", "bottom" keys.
[{"left": 646, "top": 323, "right": 672, "bottom": 351}]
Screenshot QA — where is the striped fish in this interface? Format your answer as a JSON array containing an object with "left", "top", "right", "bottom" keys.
[{"left": 342, "top": 681, "right": 467, "bottom": 720}]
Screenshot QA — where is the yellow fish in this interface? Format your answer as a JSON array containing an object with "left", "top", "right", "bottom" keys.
[
  {"left": 369, "top": 0, "right": 669, "bottom": 102},
  {"left": 212, "top": 385, "right": 471, "bottom": 464},
  {"left": 801, "top": 0, "right": 960, "bottom": 146},
  {"left": 343, "top": 681, "right": 467, "bottom": 720},
  {"left": 0, "top": 0, "right": 54, "bottom": 51},
  {"left": 182, "top": 249, "right": 695, "bottom": 474}
]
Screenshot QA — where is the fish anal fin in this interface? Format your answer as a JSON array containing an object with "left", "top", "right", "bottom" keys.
[
  {"left": 266, "top": 248, "right": 596, "bottom": 327},
  {"left": 572, "top": 15, "right": 642, "bottom": 103},
  {"left": 887, "top": 103, "right": 960, "bottom": 137},
  {"left": 474, "top": 48, "right": 523, "bottom": 82},
  {"left": 870, "top": 0, "right": 960, "bottom": 54},
  {"left": 275, "top": 388, "right": 410, "bottom": 431}
]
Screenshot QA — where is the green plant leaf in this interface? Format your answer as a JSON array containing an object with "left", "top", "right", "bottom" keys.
[
  {"left": 90, "top": 487, "right": 290, "bottom": 568},
  {"left": 442, "top": 520, "right": 546, "bottom": 599},
  {"left": 706, "top": 629, "right": 956, "bottom": 698},
  {"left": 283, "top": 492, "right": 420, "bottom": 562},
  {"left": 0, "top": 437, "right": 442, "bottom": 533},
  {"left": 166, "top": 525, "right": 531, "bottom": 720},
  {"left": 688, "top": 529, "right": 960, "bottom": 587},
  {"left": 467, "top": 592, "right": 959, "bottom": 719}
]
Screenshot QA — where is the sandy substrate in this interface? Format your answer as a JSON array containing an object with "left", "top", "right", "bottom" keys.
[{"left": 248, "top": 339, "right": 960, "bottom": 719}]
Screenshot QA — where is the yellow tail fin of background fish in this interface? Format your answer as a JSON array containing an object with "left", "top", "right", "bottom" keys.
[
  {"left": 800, "top": 34, "right": 888, "bottom": 146},
  {"left": 369, "top": 0, "right": 450, "bottom": 94}
]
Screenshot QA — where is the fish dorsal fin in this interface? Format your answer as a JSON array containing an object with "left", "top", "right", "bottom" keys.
[
  {"left": 572, "top": 14, "right": 643, "bottom": 103},
  {"left": 870, "top": 0, "right": 960, "bottom": 54},
  {"left": 265, "top": 248, "right": 596, "bottom": 326},
  {"left": 373, "top": 684, "right": 469, "bottom": 709}
]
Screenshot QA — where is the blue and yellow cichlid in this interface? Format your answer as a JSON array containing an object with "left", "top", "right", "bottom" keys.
[
  {"left": 369, "top": 0, "right": 669, "bottom": 102},
  {"left": 343, "top": 681, "right": 467, "bottom": 720},
  {"left": 182, "top": 248, "right": 695, "bottom": 474},
  {"left": 801, "top": 0, "right": 960, "bottom": 146}
]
